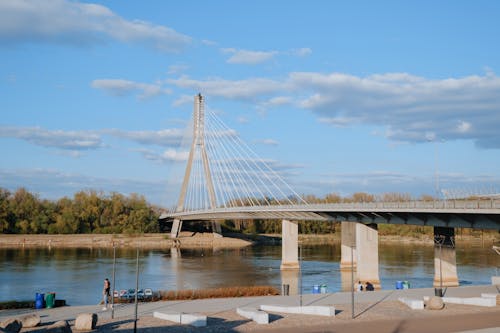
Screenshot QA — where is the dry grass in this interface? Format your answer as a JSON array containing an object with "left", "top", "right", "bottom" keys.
[{"left": 158, "top": 286, "right": 279, "bottom": 301}]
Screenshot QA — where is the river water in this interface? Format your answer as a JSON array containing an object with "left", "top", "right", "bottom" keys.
[{"left": 1, "top": 242, "right": 498, "bottom": 305}]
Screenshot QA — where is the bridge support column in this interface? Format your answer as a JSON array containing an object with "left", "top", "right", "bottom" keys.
[
  {"left": 170, "top": 219, "right": 182, "bottom": 239},
  {"left": 340, "top": 222, "right": 357, "bottom": 271},
  {"left": 280, "top": 219, "right": 299, "bottom": 270},
  {"left": 433, "top": 227, "right": 459, "bottom": 287},
  {"left": 280, "top": 270, "right": 299, "bottom": 295},
  {"left": 356, "top": 223, "right": 381, "bottom": 289}
]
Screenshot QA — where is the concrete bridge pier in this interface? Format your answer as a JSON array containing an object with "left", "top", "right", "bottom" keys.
[
  {"left": 355, "top": 223, "right": 381, "bottom": 289},
  {"left": 340, "top": 222, "right": 357, "bottom": 271},
  {"left": 170, "top": 219, "right": 182, "bottom": 239},
  {"left": 340, "top": 222, "right": 380, "bottom": 289},
  {"left": 280, "top": 219, "right": 299, "bottom": 270},
  {"left": 433, "top": 226, "right": 459, "bottom": 287}
]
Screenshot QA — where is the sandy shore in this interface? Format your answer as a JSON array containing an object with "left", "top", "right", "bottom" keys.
[
  {"left": 0, "top": 232, "right": 253, "bottom": 249},
  {"left": 0, "top": 232, "right": 498, "bottom": 249}
]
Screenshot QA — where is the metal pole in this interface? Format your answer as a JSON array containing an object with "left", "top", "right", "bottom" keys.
[
  {"left": 439, "top": 243, "right": 443, "bottom": 293},
  {"left": 134, "top": 248, "right": 139, "bottom": 333},
  {"left": 351, "top": 245, "right": 354, "bottom": 319},
  {"left": 299, "top": 244, "right": 302, "bottom": 307},
  {"left": 111, "top": 244, "right": 116, "bottom": 319}
]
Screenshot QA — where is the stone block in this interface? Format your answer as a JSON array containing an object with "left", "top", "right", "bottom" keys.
[
  {"left": 153, "top": 311, "right": 206, "bottom": 327},
  {"left": 398, "top": 297, "right": 424, "bottom": 310},
  {"left": 19, "top": 314, "right": 41, "bottom": 328},
  {"left": 427, "top": 296, "right": 445, "bottom": 310},
  {"left": 462, "top": 297, "right": 496, "bottom": 307},
  {"left": 442, "top": 296, "right": 496, "bottom": 307},
  {"left": 45, "top": 320, "right": 71, "bottom": 333},
  {"left": 74, "top": 313, "right": 97, "bottom": 331},
  {"left": 237, "top": 307, "right": 269, "bottom": 324},
  {"left": 260, "top": 305, "right": 335, "bottom": 317},
  {"left": 0, "top": 319, "right": 22, "bottom": 333}
]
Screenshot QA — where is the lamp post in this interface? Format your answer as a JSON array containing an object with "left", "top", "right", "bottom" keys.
[{"left": 111, "top": 244, "right": 116, "bottom": 319}]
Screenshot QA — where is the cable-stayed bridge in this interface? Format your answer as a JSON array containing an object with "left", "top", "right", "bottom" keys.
[
  {"left": 161, "top": 94, "right": 500, "bottom": 290},
  {"left": 161, "top": 94, "right": 500, "bottom": 232}
]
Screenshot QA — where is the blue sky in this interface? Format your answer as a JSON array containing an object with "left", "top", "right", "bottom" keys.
[{"left": 1, "top": 0, "right": 500, "bottom": 207}]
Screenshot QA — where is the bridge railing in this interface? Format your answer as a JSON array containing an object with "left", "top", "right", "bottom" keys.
[
  {"left": 304, "top": 199, "right": 500, "bottom": 210},
  {"left": 163, "top": 199, "right": 500, "bottom": 216}
]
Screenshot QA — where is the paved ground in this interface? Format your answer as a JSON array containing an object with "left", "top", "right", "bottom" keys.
[{"left": 1, "top": 285, "right": 499, "bottom": 332}]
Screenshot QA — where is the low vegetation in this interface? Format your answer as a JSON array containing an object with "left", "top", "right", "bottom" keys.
[{"left": 158, "top": 286, "right": 280, "bottom": 301}]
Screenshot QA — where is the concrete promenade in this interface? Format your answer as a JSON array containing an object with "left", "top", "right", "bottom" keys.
[{"left": 1, "top": 285, "right": 499, "bottom": 332}]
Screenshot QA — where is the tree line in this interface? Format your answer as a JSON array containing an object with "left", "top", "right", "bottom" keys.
[
  {"left": 2, "top": 187, "right": 494, "bottom": 237},
  {"left": 0, "top": 188, "right": 160, "bottom": 234}
]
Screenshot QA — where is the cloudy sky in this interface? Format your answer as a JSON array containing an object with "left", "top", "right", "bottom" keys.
[{"left": 1, "top": 0, "right": 500, "bottom": 206}]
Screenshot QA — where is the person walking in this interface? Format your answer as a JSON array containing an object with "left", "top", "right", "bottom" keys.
[{"left": 102, "top": 278, "right": 111, "bottom": 310}]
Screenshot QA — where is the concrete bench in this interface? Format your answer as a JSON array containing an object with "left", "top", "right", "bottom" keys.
[
  {"left": 260, "top": 305, "right": 335, "bottom": 317},
  {"left": 236, "top": 307, "right": 269, "bottom": 324},
  {"left": 442, "top": 297, "right": 497, "bottom": 307},
  {"left": 153, "top": 311, "right": 207, "bottom": 327},
  {"left": 398, "top": 297, "right": 424, "bottom": 310}
]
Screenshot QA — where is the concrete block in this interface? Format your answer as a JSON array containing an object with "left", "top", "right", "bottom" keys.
[
  {"left": 237, "top": 307, "right": 269, "bottom": 324},
  {"left": 398, "top": 297, "right": 424, "bottom": 310},
  {"left": 481, "top": 293, "right": 500, "bottom": 305},
  {"left": 46, "top": 320, "right": 71, "bottom": 333},
  {"left": 492, "top": 276, "right": 500, "bottom": 285},
  {"left": 462, "top": 297, "right": 496, "bottom": 307},
  {"left": 153, "top": 311, "right": 181, "bottom": 323},
  {"left": 74, "top": 313, "right": 98, "bottom": 331},
  {"left": 260, "top": 305, "right": 335, "bottom": 317},
  {"left": 427, "top": 297, "right": 445, "bottom": 310},
  {"left": 18, "top": 314, "right": 41, "bottom": 328},
  {"left": 442, "top": 297, "right": 463, "bottom": 304},
  {"left": 443, "top": 297, "right": 496, "bottom": 307},
  {"left": 180, "top": 313, "right": 206, "bottom": 327}
]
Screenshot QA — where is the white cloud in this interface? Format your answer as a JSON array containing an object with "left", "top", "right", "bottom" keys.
[
  {"left": 103, "top": 128, "right": 184, "bottom": 146},
  {"left": 167, "top": 64, "right": 189, "bottom": 75},
  {"left": 91, "top": 79, "right": 170, "bottom": 99},
  {"left": 0, "top": 0, "right": 191, "bottom": 52},
  {"left": 0, "top": 168, "right": 172, "bottom": 206},
  {"left": 222, "top": 48, "right": 278, "bottom": 65},
  {"left": 292, "top": 47, "right": 312, "bottom": 57},
  {"left": 255, "top": 139, "right": 279, "bottom": 146},
  {"left": 134, "top": 148, "right": 188, "bottom": 163},
  {"left": 169, "top": 71, "right": 500, "bottom": 148},
  {"left": 456, "top": 120, "right": 472, "bottom": 133},
  {"left": 0, "top": 126, "right": 103, "bottom": 151},
  {"left": 172, "top": 94, "right": 193, "bottom": 107},
  {"left": 167, "top": 75, "right": 283, "bottom": 100}
]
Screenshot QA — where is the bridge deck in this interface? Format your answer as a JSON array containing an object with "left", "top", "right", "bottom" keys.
[{"left": 161, "top": 200, "right": 500, "bottom": 230}]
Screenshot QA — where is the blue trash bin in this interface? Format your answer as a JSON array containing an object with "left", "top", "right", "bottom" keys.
[
  {"left": 35, "top": 293, "right": 45, "bottom": 309},
  {"left": 312, "top": 285, "right": 320, "bottom": 294},
  {"left": 396, "top": 281, "right": 403, "bottom": 289}
]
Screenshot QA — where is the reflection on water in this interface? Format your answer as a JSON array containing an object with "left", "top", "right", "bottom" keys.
[{"left": 0, "top": 242, "right": 498, "bottom": 305}]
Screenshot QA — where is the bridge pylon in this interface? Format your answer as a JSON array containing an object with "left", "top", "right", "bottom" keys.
[{"left": 170, "top": 94, "right": 221, "bottom": 238}]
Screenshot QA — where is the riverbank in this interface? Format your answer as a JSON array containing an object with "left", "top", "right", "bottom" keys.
[
  {"left": 1, "top": 232, "right": 498, "bottom": 249},
  {"left": 1, "top": 285, "right": 499, "bottom": 332}
]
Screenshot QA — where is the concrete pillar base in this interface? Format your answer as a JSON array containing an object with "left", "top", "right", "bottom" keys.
[
  {"left": 356, "top": 223, "right": 381, "bottom": 289},
  {"left": 433, "top": 227, "right": 459, "bottom": 288},
  {"left": 170, "top": 219, "right": 182, "bottom": 239},
  {"left": 340, "top": 222, "right": 357, "bottom": 272},
  {"left": 281, "top": 219, "right": 299, "bottom": 272},
  {"left": 280, "top": 262, "right": 300, "bottom": 270}
]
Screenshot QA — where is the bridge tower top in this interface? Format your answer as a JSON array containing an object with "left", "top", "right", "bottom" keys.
[{"left": 176, "top": 94, "right": 216, "bottom": 212}]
